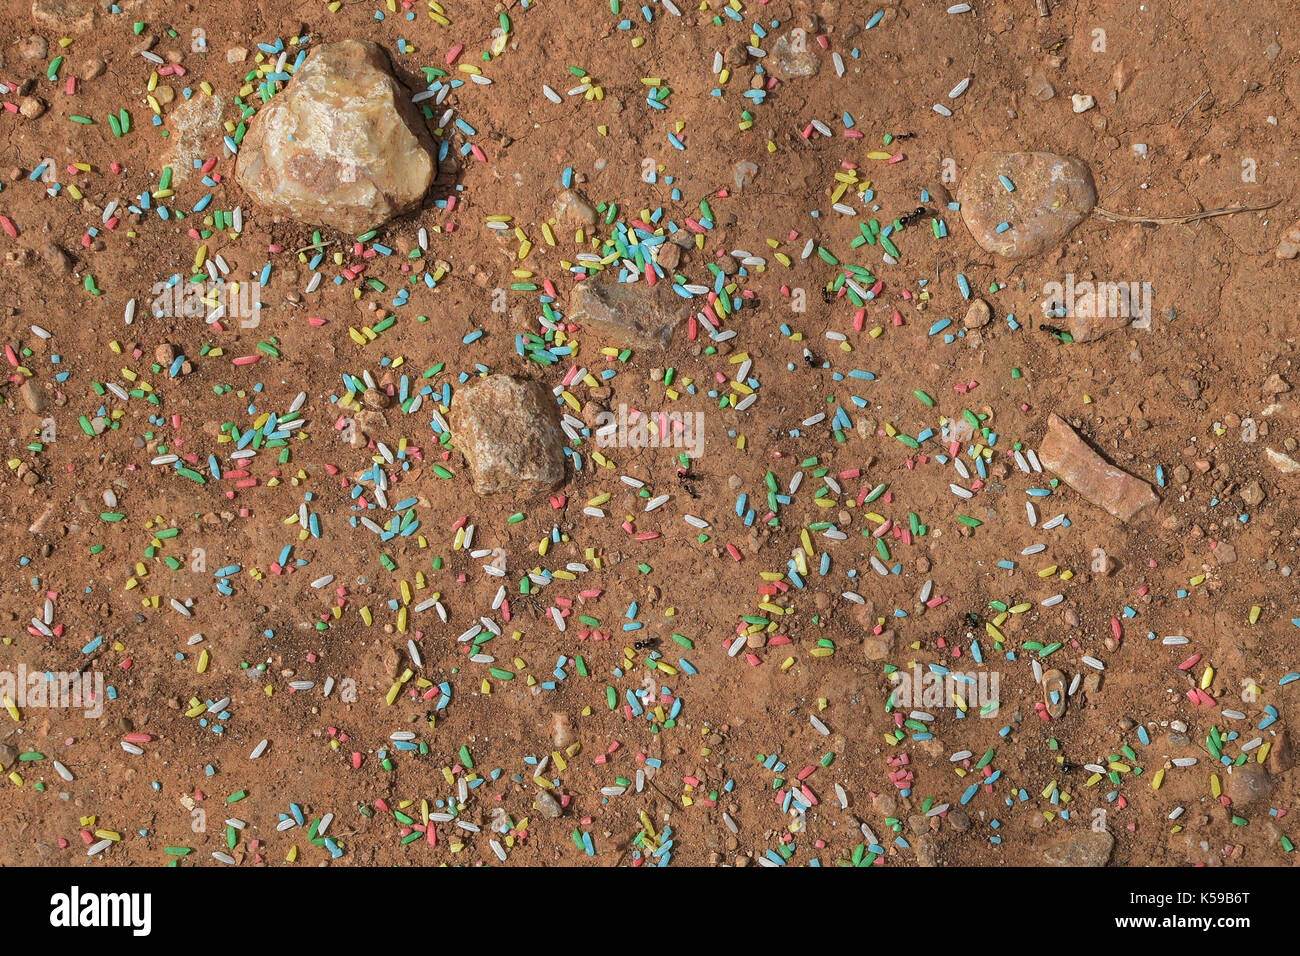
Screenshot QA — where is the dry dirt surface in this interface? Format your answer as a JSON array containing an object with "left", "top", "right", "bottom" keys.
[{"left": 0, "top": 0, "right": 1298, "bottom": 869}]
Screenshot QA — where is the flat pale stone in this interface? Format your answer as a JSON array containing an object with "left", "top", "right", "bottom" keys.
[
  {"left": 450, "top": 375, "right": 565, "bottom": 497},
  {"left": 1038, "top": 414, "right": 1158, "bottom": 522},
  {"left": 163, "top": 94, "right": 228, "bottom": 187},
  {"left": 958, "top": 151, "right": 1095, "bottom": 259},
  {"left": 32, "top": 0, "right": 99, "bottom": 32},
  {"left": 567, "top": 278, "right": 686, "bottom": 351},
  {"left": 236, "top": 40, "right": 435, "bottom": 233},
  {"left": 1042, "top": 830, "right": 1114, "bottom": 867}
]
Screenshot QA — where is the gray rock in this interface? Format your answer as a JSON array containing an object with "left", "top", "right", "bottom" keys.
[
  {"left": 770, "top": 32, "right": 820, "bottom": 78},
  {"left": 567, "top": 278, "right": 686, "bottom": 352},
  {"left": 1042, "top": 829, "right": 1114, "bottom": 866},
  {"left": 450, "top": 375, "right": 565, "bottom": 497},
  {"left": 534, "top": 789, "right": 563, "bottom": 818},
  {"left": 236, "top": 40, "right": 435, "bottom": 233},
  {"left": 1225, "top": 762, "right": 1271, "bottom": 808},
  {"left": 958, "top": 152, "right": 1096, "bottom": 259}
]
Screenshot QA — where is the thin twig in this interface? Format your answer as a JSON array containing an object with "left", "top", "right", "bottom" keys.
[
  {"left": 295, "top": 239, "right": 337, "bottom": 254},
  {"left": 1175, "top": 89, "right": 1210, "bottom": 127},
  {"left": 1092, "top": 198, "right": 1280, "bottom": 226}
]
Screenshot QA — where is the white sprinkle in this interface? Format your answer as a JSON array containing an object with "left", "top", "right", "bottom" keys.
[
  {"left": 809, "top": 714, "right": 830, "bottom": 735},
  {"left": 949, "top": 76, "right": 971, "bottom": 98},
  {"left": 933, "top": 103, "right": 953, "bottom": 117}
]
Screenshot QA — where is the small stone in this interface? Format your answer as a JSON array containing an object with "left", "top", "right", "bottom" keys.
[
  {"left": 1239, "top": 480, "right": 1265, "bottom": 507},
  {"left": 655, "top": 241, "right": 681, "bottom": 271},
  {"left": 236, "top": 40, "right": 436, "bottom": 233},
  {"left": 554, "top": 189, "right": 597, "bottom": 227},
  {"left": 1266, "top": 730, "right": 1293, "bottom": 774},
  {"left": 82, "top": 58, "right": 105, "bottom": 79},
  {"left": 18, "top": 96, "right": 46, "bottom": 119},
  {"left": 1041, "top": 668, "right": 1067, "bottom": 719},
  {"left": 1276, "top": 217, "right": 1300, "bottom": 259},
  {"left": 1212, "top": 542, "right": 1237, "bottom": 564},
  {"left": 363, "top": 387, "right": 392, "bottom": 410},
  {"left": 1027, "top": 73, "right": 1056, "bottom": 100},
  {"left": 947, "top": 808, "right": 970, "bottom": 831},
  {"left": 32, "top": 0, "right": 98, "bottom": 32},
  {"left": 770, "top": 32, "right": 820, "bottom": 78},
  {"left": 1042, "top": 829, "right": 1114, "bottom": 867},
  {"left": 226, "top": 47, "right": 248, "bottom": 64},
  {"left": 957, "top": 152, "right": 1096, "bottom": 260},
  {"left": 1071, "top": 93, "right": 1096, "bottom": 113},
  {"left": 1224, "top": 762, "right": 1271, "bottom": 808},
  {"left": 155, "top": 343, "right": 176, "bottom": 364},
  {"left": 1263, "top": 373, "right": 1291, "bottom": 394},
  {"left": 0, "top": 743, "right": 16, "bottom": 770},
  {"left": 1265, "top": 447, "right": 1300, "bottom": 475},
  {"left": 533, "top": 789, "right": 563, "bottom": 818},
  {"left": 21, "top": 380, "right": 46, "bottom": 414},
  {"left": 20, "top": 36, "right": 48, "bottom": 60},
  {"left": 567, "top": 277, "right": 686, "bottom": 352},
  {"left": 39, "top": 242, "right": 70, "bottom": 273},
  {"left": 863, "top": 630, "right": 896, "bottom": 662},
  {"left": 733, "top": 160, "right": 758, "bottom": 190},
  {"left": 1039, "top": 414, "right": 1159, "bottom": 522},
  {"left": 450, "top": 375, "right": 565, "bottom": 496},
  {"left": 551, "top": 712, "right": 574, "bottom": 748},
  {"left": 962, "top": 298, "right": 992, "bottom": 328}
]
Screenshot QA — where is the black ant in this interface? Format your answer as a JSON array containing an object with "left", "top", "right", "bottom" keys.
[
  {"left": 820, "top": 286, "right": 837, "bottom": 304},
  {"left": 1039, "top": 323, "right": 1066, "bottom": 337},
  {"left": 676, "top": 469, "right": 701, "bottom": 499},
  {"left": 893, "top": 132, "right": 917, "bottom": 141},
  {"left": 803, "top": 347, "right": 820, "bottom": 368},
  {"left": 634, "top": 637, "right": 660, "bottom": 650},
  {"left": 897, "top": 206, "right": 928, "bottom": 228}
]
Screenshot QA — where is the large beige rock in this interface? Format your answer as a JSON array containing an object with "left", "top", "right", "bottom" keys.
[
  {"left": 1038, "top": 414, "right": 1159, "bottom": 523},
  {"left": 235, "top": 40, "right": 435, "bottom": 233},
  {"left": 958, "top": 152, "right": 1095, "bottom": 259},
  {"left": 451, "top": 376, "right": 565, "bottom": 497}
]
